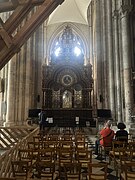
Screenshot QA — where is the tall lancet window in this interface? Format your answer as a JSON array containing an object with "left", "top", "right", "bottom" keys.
[{"left": 51, "top": 26, "right": 84, "bottom": 64}]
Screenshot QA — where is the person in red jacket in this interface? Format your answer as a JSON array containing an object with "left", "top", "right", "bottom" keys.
[{"left": 95, "top": 120, "right": 114, "bottom": 155}]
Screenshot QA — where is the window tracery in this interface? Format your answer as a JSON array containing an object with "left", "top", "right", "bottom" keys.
[{"left": 50, "top": 25, "right": 84, "bottom": 64}]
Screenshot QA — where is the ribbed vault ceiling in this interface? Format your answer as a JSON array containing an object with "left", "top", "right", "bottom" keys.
[{"left": 48, "top": 0, "right": 91, "bottom": 25}]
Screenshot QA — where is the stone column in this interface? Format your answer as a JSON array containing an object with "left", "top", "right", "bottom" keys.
[
  {"left": 87, "top": 2, "right": 94, "bottom": 109},
  {"left": 88, "top": 2, "right": 93, "bottom": 65},
  {"left": 120, "top": 4, "right": 132, "bottom": 124},
  {"left": 93, "top": 0, "right": 102, "bottom": 111},
  {"left": 36, "top": 24, "right": 44, "bottom": 108},
  {"left": 2, "top": 65, "right": 8, "bottom": 125},
  {"left": 4, "top": 59, "right": 16, "bottom": 127},
  {"left": 92, "top": 0, "right": 97, "bottom": 116},
  {"left": 106, "top": 0, "right": 115, "bottom": 119},
  {"left": 24, "top": 38, "right": 32, "bottom": 125},
  {"left": 101, "top": 0, "right": 108, "bottom": 108},
  {"left": 113, "top": 10, "right": 122, "bottom": 122},
  {"left": 17, "top": 45, "right": 26, "bottom": 125},
  {"left": 44, "top": 21, "right": 48, "bottom": 65}
]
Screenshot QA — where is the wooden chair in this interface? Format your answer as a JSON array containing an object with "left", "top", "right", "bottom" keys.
[
  {"left": 33, "top": 135, "right": 47, "bottom": 142},
  {"left": 75, "top": 134, "right": 86, "bottom": 142},
  {"left": 109, "top": 140, "right": 127, "bottom": 165},
  {"left": 27, "top": 141, "right": 42, "bottom": 150},
  {"left": 76, "top": 149, "right": 92, "bottom": 178},
  {"left": 47, "top": 134, "right": 59, "bottom": 141},
  {"left": 111, "top": 147, "right": 129, "bottom": 176},
  {"left": 37, "top": 148, "right": 55, "bottom": 163},
  {"left": 98, "top": 137, "right": 112, "bottom": 161},
  {"left": 120, "top": 162, "right": 135, "bottom": 180},
  {"left": 59, "top": 149, "right": 73, "bottom": 165},
  {"left": 63, "top": 162, "right": 81, "bottom": 180},
  {"left": 11, "top": 160, "right": 29, "bottom": 180},
  {"left": 75, "top": 141, "right": 88, "bottom": 151},
  {"left": 127, "top": 141, "right": 135, "bottom": 160},
  {"left": 43, "top": 140, "right": 57, "bottom": 149},
  {"left": 59, "top": 141, "right": 73, "bottom": 150},
  {"left": 35, "top": 161, "right": 55, "bottom": 180},
  {"left": 18, "top": 149, "right": 35, "bottom": 167},
  {"left": 58, "top": 149, "right": 73, "bottom": 179},
  {"left": 76, "top": 149, "right": 92, "bottom": 165},
  {"left": 88, "top": 162, "right": 108, "bottom": 180},
  {"left": 60, "top": 134, "right": 73, "bottom": 141}
]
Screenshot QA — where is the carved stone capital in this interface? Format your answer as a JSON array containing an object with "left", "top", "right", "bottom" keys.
[
  {"left": 113, "top": 10, "right": 119, "bottom": 19},
  {"left": 120, "top": 5, "right": 133, "bottom": 17}
]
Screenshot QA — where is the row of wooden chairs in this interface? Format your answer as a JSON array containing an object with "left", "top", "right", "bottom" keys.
[
  {"left": 10, "top": 136, "right": 107, "bottom": 179},
  {"left": 27, "top": 140, "right": 88, "bottom": 151},
  {"left": 10, "top": 128, "right": 108, "bottom": 179},
  {"left": 60, "top": 162, "right": 108, "bottom": 180},
  {"left": 33, "top": 134, "right": 86, "bottom": 143},
  {"left": 109, "top": 140, "right": 135, "bottom": 178},
  {"left": 11, "top": 160, "right": 108, "bottom": 180}
]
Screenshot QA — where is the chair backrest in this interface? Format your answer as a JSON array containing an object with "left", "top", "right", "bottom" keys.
[
  {"left": 27, "top": 141, "right": 42, "bottom": 149},
  {"left": 47, "top": 134, "right": 59, "bottom": 141},
  {"left": 76, "top": 149, "right": 92, "bottom": 169},
  {"left": 43, "top": 140, "right": 57, "bottom": 149},
  {"left": 11, "top": 160, "right": 29, "bottom": 179},
  {"left": 127, "top": 141, "right": 135, "bottom": 160},
  {"left": 59, "top": 149, "right": 73, "bottom": 164},
  {"left": 36, "top": 161, "right": 55, "bottom": 180},
  {"left": 75, "top": 134, "right": 85, "bottom": 142},
  {"left": 75, "top": 141, "right": 88, "bottom": 150},
  {"left": 58, "top": 149, "right": 73, "bottom": 180},
  {"left": 112, "top": 140, "right": 127, "bottom": 150},
  {"left": 33, "top": 135, "right": 47, "bottom": 142},
  {"left": 63, "top": 162, "right": 81, "bottom": 180},
  {"left": 60, "top": 135, "right": 73, "bottom": 141},
  {"left": 37, "top": 148, "right": 55, "bottom": 163},
  {"left": 18, "top": 149, "right": 35, "bottom": 163},
  {"left": 128, "top": 141, "right": 135, "bottom": 150},
  {"left": 121, "top": 162, "right": 135, "bottom": 180},
  {"left": 59, "top": 141, "right": 73, "bottom": 150},
  {"left": 116, "top": 136, "right": 128, "bottom": 142},
  {"left": 88, "top": 162, "right": 108, "bottom": 180}
]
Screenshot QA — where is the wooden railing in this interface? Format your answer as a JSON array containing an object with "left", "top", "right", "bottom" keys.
[
  {"left": 0, "top": 127, "right": 38, "bottom": 177},
  {"left": 0, "top": 126, "right": 36, "bottom": 150}
]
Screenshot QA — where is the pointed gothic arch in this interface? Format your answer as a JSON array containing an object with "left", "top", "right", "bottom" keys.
[{"left": 47, "top": 23, "right": 89, "bottom": 65}]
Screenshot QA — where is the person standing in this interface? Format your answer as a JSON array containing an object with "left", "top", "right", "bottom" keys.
[{"left": 39, "top": 110, "right": 46, "bottom": 133}]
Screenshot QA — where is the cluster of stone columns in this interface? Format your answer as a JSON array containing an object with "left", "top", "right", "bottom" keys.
[
  {"left": 0, "top": 10, "right": 45, "bottom": 126},
  {"left": 89, "top": 0, "right": 133, "bottom": 124}
]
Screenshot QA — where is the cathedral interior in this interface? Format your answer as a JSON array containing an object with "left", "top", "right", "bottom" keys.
[
  {"left": 1, "top": 0, "right": 135, "bottom": 179},
  {"left": 0, "top": 0, "right": 135, "bottom": 128}
]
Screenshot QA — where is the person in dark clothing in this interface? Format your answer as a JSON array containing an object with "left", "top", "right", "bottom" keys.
[
  {"left": 39, "top": 110, "right": 46, "bottom": 132},
  {"left": 115, "top": 122, "right": 128, "bottom": 142}
]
